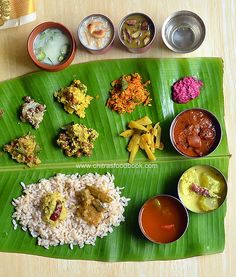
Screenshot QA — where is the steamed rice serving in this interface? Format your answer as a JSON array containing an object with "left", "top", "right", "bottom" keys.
[{"left": 12, "top": 173, "right": 130, "bottom": 249}]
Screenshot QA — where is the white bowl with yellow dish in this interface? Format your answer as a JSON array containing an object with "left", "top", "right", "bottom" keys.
[{"left": 178, "top": 165, "right": 227, "bottom": 213}]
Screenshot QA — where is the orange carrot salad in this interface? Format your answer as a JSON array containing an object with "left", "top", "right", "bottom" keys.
[{"left": 107, "top": 73, "right": 152, "bottom": 114}]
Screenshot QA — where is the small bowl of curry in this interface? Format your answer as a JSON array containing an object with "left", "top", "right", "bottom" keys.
[
  {"left": 138, "top": 195, "right": 189, "bottom": 244},
  {"left": 170, "top": 108, "right": 222, "bottom": 158},
  {"left": 178, "top": 165, "right": 227, "bottom": 214},
  {"left": 118, "top": 12, "right": 156, "bottom": 53}
]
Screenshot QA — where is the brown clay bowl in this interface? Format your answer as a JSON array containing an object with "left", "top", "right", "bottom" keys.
[{"left": 27, "top": 22, "right": 76, "bottom": 71}]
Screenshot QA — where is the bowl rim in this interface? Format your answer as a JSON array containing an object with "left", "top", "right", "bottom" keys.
[
  {"left": 77, "top": 13, "right": 115, "bottom": 52},
  {"left": 118, "top": 12, "right": 156, "bottom": 50},
  {"left": 169, "top": 108, "right": 222, "bottom": 158},
  {"left": 161, "top": 10, "right": 206, "bottom": 53},
  {"left": 177, "top": 164, "right": 228, "bottom": 214},
  {"left": 138, "top": 194, "right": 189, "bottom": 244},
  {"left": 27, "top": 21, "right": 76, "bottom": 71}
]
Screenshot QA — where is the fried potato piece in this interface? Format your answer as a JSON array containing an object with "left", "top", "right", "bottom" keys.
[
  {"left": 128, "top": 135, "right": 140, "bottom": 163},
  {"left": 128, "top": 121, "right": 148, "bottom": 131},
  {"left": 142, "top": 139, "right": 156, "bottom": 161},
  {"left": 141, "top": 133, "right": 152, "bottom": 145},
  {"left": 153, "top": 123, "right": 161, "bottom": 149},
  {"left": 140, "top": 136, "right": 156, "bottom": 160},
  {"left": 134, "top": 116, "right": 152, "bottom": 126},
  {"left": 139, "top": 136, "right": 145, "bottom": 150},
  {"left": 120, "top": 129, "right": 134, "bottom": 138},
  {"left": 146, "top": 124, "right": 152, "bottom": 132},
  {"left": 127, "top": 133, "right": 141, "bottom": 152}
]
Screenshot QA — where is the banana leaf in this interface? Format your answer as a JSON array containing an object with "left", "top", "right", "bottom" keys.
[{"left": 0, "top": 58, "right": 229, "bottom": 261}]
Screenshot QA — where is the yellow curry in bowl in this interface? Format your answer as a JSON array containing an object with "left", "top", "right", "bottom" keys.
[{"left": 178, "top": 165, "right": 227, "bottom": 213}]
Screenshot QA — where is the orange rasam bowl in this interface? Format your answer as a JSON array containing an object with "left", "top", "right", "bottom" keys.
[{"left": 138, "top": 194, "right": 189, "bottom": 244}]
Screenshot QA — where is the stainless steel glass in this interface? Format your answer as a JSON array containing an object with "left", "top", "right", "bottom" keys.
[{"left": 162, "top": 10, "right": 206, "bottom": 53}]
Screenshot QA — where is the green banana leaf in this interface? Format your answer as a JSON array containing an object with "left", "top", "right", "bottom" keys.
[{"left": 0, "top": 58, "right": 229, "bottom": 261}]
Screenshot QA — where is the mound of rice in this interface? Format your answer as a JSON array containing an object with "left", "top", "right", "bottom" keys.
[{"left": 12, "top": 173, "right": 130, "bottom": 249}]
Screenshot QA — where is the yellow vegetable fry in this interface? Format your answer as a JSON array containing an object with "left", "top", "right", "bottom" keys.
[
  {"left": 144, "top": 143, "right": 156, "bottom": 161},
  {"left": 139, "top": 136, "right": 145, "bottom": 150},
  {"left": 134, "top": 116, "right": 152, "bottom": 126},
  {"left": 152, "top": 127, "right": 157, "bottom": 136},
  {"left": 142, "top": 132, "right": 155, "bottom": 152},
  {"left": 120, "top": 129, "right": 134, "bottom": 138},
  {"left": 119, "top": 115, "right": 163, "bottom": 163},
  {"left": 128, "top": 121, "right": 148, "bottom": 131},
  {"left": 155, "top": 137, "right": 161, "bottom": 149},
  {"left": 141, "top": 133, "right": 152, "bottom": 145},
  {"left": 150, "top": 134, "right": 155, "bottom": 153},
  {"left": 154, "top": 123, "right": 161, "bottom": 148},
  {"left": 153, "top": 122, "right": 161, "bottom": 131},
  {"left": 129, "top": 143, "right": 140, "bottom": 163},
  {"left": 127, "top": 134, "right": 141, "bottom": 152}
]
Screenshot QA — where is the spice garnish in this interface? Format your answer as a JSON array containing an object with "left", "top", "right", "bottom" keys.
[
  {"left": 190, "top": 183, "right": 220, "bottom": 198},
  {"left": 50, "top": 200, "right": 63, "bottom": 221}
]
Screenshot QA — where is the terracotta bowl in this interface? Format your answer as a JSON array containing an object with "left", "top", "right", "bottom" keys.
[{"left": 27, "top": 22, "right": 76, "bottom": 71}]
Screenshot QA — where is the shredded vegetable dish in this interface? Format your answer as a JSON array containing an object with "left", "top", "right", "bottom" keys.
[{"left": 107, "top": 73, "right": 151, "bottom": 114}]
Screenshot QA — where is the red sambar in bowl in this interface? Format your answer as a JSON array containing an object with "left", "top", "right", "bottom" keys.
[{"left": 139, "top": 195, "right": 189, "bottom": 244}]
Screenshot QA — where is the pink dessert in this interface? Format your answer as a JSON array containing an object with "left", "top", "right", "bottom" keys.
[{"left": 172, "top": 77, "right": 203, "bottom": 104}]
